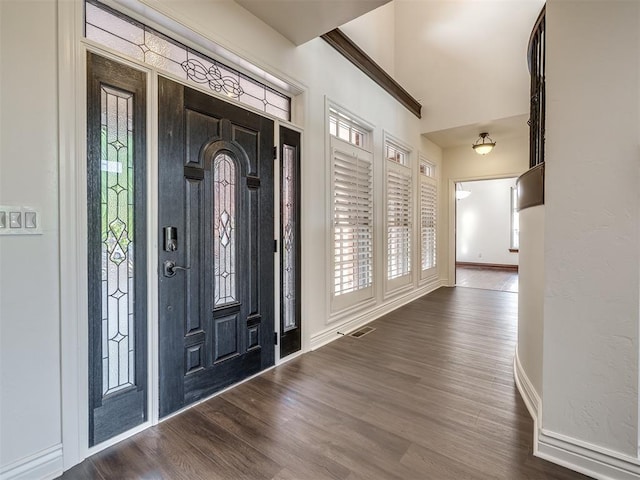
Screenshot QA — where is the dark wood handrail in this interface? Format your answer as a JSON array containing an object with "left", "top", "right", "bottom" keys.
[
  {"left": 527, "top": 5, "right": 546, "bottom": 74},
  {"left": 321, "top": 29, "right": 422, "bottom": 119},
  {"left": 528, "top": 5, "right": 546, "bottom": 169}
]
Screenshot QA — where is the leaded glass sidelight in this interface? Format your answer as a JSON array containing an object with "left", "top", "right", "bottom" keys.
[
  {"left": 213, "top": 153, "right": 237, "bottom": 306},
  {"left": 282, "top": 145, "right": 296, "bottom": 331},
  {"left": 101, "top": 85, "right": 135, "bottom": 395}
]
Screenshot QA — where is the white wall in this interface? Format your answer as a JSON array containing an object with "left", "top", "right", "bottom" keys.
[
  {"left": 340, "top": 2, "right": 395, "bottom": 77},
  {"left": 518, "top": 205, "right": 544, "bottom": 397},
  {"left": 393, "top": 0, "right": 544, "bottom": 133},
  {"left": 456, "top": 177, "right": 518, "bottom": 266},
  {"left": 441, "top": 134, "right": 528, "bottom": 284},
  {"left": 0, "top": 0, "right": 62, "bottom": 470},
  {"left": 543, "top": 0, "right": 639, "bottom": 457}
]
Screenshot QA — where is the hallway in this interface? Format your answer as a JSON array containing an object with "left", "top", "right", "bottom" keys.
[{"left": 59, "top": 288, "right": 586, "bottom": 479}]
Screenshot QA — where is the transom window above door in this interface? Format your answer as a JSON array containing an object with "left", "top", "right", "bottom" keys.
[{"left": 85, "top": 0, "right": 291, "bottom": 121}]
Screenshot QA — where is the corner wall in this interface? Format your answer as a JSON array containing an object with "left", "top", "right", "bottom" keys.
[
  {"left": 543, "top": 0, "right": 639, "bottom": 459},
  {"left": 517, "top": 205, "right": 544, "bottom": 397}
]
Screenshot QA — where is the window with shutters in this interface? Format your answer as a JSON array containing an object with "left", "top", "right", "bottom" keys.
[
  {"left": 329, "top": 106, "right": 374, "bottom": 311},
  {"left": 420, "top": 161, "right": 437, "bottom": 278},
  {"left": 385, "top": 136, "right": 412, "bottom": 291}
]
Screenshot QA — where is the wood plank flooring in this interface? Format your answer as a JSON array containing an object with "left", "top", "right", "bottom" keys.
[
  {"left": 59, "top": 287, "right": 588, "bottom": 480},
  {"left": 456, "top": 266, "right": 519, "bottom": 293}
]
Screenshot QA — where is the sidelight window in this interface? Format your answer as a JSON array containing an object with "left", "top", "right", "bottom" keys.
[
  {"left": 100, "top": 85, "right": 136, "bottom": 395},
  {"left": 282, "top": 145, "right": 297, "bottom": 331},
  {"left": 88, "top": 52, "right": 147, "bottom": 446}
]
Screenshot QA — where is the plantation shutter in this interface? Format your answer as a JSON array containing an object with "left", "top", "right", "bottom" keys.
[
  {"left": 421, "top": 181, "right": 437, "bottom": 272},
  {"left": 332, "top": 140, "right": 374, "bottom": 304},
  {"left": 387, "top": 168, "right": 412, "bottom": 280}
]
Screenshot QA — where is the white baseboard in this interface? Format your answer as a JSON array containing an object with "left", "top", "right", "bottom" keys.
[
  {"left": 514, "top": 347, "right": 640, "bottom": 480},
  {"left": 537, "top": 430, "right": 640, "bottom": 480},
  {"left": 310, "top": 280, "right": 444, "bottom": 350},
  {"left": 0, "top": 444, "right": 63, "bottom": 480},
  {"left": 513, "top": 347, "right": 541, "bottom": 453}
]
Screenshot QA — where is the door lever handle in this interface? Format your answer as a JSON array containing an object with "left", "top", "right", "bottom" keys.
[{"left": 163, "top": 260, "right": 191, "bottom": 278}]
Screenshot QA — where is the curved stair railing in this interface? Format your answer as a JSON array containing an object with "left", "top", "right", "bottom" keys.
[{"left": 519, "top": 6, "right": 546, "bottom": 210}]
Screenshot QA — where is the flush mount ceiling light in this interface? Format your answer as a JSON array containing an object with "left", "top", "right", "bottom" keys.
[
  {"left": 472, "top": 132, "right": 496, "bottom": 155},
  {"left": 456, "top": 183, "right": 471, "bottom": 200}
]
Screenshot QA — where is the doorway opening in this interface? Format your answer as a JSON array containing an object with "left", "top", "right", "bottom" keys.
[{"left": 455, "top": 178, "right": 519, "bottom": 293}]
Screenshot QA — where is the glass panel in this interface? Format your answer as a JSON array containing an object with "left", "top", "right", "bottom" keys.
[
  {"left": 420, "top": 160, "right": 434, "bottom": 178},
  {"left": 329, "top": 116, "right": 337, "bottom": 137},
  {"left": 282, "top": 145, "right": 297, "bottom": 331},
  {"left": 85, "top": 0, "right": 291, "bottom": 121},
  {"left": 100, "top": 85, "right": 135, "bottom": 395},
  {"left": 213, "top": 153, "right": 237, "bottom": 306},
  {"left": 386, "top": 144, "right": 406, "bottom": 165},
  {"left": 337, "top": 121, "right": 350, "bottom": 142},
  {"left": 265, "top": 88, "right": 290, "bottom": 111}
]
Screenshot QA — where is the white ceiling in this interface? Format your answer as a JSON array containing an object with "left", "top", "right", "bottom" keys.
[
  {"left": 393, "top": 0, "right": 544, "bottom": 137},
  {"left": 425, "top": 113, "right": 528, "bottom": 149},
  {"left": 234, "top": 0, "right": 391, "bottom": 45}
]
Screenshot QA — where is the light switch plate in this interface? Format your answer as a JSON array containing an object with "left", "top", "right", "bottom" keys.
[
  {"left": 0, "top": 206, "right": 42, "bottom": 235},
  {"left": 9, "top": 212, "right": 22, "bottom": 228}
]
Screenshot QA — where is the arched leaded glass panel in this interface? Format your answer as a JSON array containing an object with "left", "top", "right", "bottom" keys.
[{"left": 213, "top": 153, "right": 237, "bottom": 306}]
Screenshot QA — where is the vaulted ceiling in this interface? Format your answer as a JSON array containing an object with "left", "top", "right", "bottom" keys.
[
  {"left": 233, "top": 0, "right": 545, "bottom": 145},
  {"left": 234, "top": 0, "right": 391, "bottom": 45}
]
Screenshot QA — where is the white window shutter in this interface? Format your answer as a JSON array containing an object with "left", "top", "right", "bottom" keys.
[
  {"left": 332, "top": 143, "right": 373, "bottom": 297},
  {"left": 421, "top": 181, "right": 437, "bottom": 271},
  {"left": 387, "top": 169, "right": 412, "bottom": 280}
]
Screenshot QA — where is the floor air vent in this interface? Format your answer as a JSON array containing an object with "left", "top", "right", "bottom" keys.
[{"left": 349, "top": 326, "right": 376, "bottom": 338}]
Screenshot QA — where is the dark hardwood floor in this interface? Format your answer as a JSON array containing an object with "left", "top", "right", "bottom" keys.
[{"left": 59, "top": 287, "right": 588, "bottom": 479}]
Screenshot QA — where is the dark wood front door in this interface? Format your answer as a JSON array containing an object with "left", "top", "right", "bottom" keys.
[{"left": 158, "top": 77, "right": 275, "bottom": 417}]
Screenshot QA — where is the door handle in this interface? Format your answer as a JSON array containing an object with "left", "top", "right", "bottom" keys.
[{"left": 163, "top": 260, "right": 191, "bottom": 277}]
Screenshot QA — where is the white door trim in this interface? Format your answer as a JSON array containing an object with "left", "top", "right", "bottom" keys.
[{"left": 58, "top": 0, "right": 307, "bottom": 471}]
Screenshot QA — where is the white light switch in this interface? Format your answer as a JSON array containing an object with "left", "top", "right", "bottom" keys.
[
  {"left": 25, "top": 211, "right": 37, "bottom": 229},
  {"left": 9, "top": 212, "right": 21, "bottom": 228},
  {"left": 0, "top": 206, "right": 41, "bottom": 235}
]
